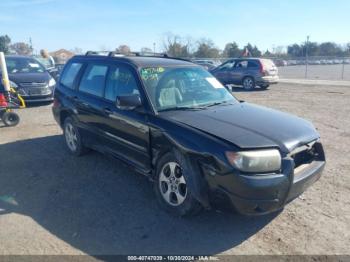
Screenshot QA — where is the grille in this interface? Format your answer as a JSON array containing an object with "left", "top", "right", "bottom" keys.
[
  {"left": 19, "top": 82, "right": 47, "bottom": 88},
  {"left": 18, "top": 82, "right": 50, "bottom": 96}
]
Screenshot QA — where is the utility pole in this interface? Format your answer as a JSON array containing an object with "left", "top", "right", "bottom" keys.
[
  {"left": 29, "top": 37, "right": 33, "bottom": 55},
  {"left": 153, "top": 43, "right": 156, "bottom": 55},
  {"left": 305, "top": 35, "right": 310, "bottom": 79}
]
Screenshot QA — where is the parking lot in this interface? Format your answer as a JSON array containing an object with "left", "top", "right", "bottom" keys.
[{"left": 0, "top": 83, "right": 349, "bottom": 256}]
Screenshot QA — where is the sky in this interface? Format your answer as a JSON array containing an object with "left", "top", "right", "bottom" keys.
[{"left": 0, "top": 0, "right": 349, "bottom": 53}]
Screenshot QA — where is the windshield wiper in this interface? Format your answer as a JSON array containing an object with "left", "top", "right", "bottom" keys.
[
  {"left": 203, "top": 101, "right": 233, "bottom": 108},
  {"left": 158, "top": 106, "right": 205, "bottom": 112}
]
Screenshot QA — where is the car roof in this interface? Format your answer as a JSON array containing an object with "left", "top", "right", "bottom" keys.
[{"left": 72, "top": 55, "right": 197, "bottom": 68}]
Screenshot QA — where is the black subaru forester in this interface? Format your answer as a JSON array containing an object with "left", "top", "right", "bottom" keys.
[{"left": 52, "top": 52, "right": 325, "bottom": 216}]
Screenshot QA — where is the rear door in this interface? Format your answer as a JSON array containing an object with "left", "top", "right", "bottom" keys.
[
  {"left": 74, "top": 62, "right": 109, "bottom": 146},
  {"left": 100, "top": 63, "right": 151, "bottom": 172}
]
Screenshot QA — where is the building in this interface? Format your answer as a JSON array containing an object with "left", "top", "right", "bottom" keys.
[{"left": 49, "top": 49, "right": 74, "bottom": 64}]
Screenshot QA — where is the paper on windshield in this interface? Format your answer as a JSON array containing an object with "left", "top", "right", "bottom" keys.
[
  {"left": 206, "top": 77, "right": 224, "bottom": 89},
  {"left": 29, "top": 63, "right": 40, "bottom": 68}
]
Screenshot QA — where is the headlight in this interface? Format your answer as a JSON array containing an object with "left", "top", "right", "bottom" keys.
[
  {"left": 48, "top": 78, "right": 56, "bottom": 87},
  {"left": 9, "top": 80, "right": 18, "bottom": 88},
  {"left": 225, "top": 149, "right": 281, "bottom": 173}
]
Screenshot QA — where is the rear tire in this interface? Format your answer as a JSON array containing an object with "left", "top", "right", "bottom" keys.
[
  {"left": 154, "top": 152, "right": 202, "bottom": 217},
  {"left": 242, "top": 77, "right": 255, "bottom": 90},
  {"left": 2, "top": 112, "right": 20, "bottom": 127},
  {"left": 63, "top": 117, "right": 88, "bottom": 156}
]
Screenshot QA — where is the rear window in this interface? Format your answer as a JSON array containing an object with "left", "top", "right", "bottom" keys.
[
  {"left": 78, "top": 64, "right": 108, "bottom": 97},
  {"left": 260, "top": 59, "right": 276, "bottom": 68},
  {"left": 60, "top": 62, "right": 83, "bottom": 89}
]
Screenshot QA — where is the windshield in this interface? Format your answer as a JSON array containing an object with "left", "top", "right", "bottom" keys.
[
  {"left": 140, "top": 66, "right": 237, "bottom": 112},
  {"left": 3, "top": 57, "right": 46, "bottom": 74},
  {"left": 34, "top": 57, "right": 54, "bottom": 69}
]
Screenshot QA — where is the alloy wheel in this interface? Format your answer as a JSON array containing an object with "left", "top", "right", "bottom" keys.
[
  {"left": 243, "top": 78, "right": 254, "bottom": 90},
  {"left": 159, "top": 162, "right": 187, "bottom": 206},
  {"left": 65, "top": 123, "right": 78, "bottom": 152}
]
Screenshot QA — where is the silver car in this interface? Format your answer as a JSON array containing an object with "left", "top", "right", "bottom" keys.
[{"left": 211, "top": 58, "right": 279, "bottom": 90}]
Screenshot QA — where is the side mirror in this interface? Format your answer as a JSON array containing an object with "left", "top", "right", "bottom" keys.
[{"left": 116, "top": 94, "right": 142, "bottom": 110}]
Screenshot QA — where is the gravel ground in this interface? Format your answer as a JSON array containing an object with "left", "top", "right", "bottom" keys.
[
  {"left": 0, "top": 83, "right": 349, "bottom": 257},
  {"left": 278, "top": 64, "right": 350, "bottom": 81}
]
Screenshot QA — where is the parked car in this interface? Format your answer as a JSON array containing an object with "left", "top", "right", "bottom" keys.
[
  {"left": 195, "top": 61, "right": 217, "bottom": 71},
  {"left": 33, "top": 55, "right": 61, "bottom": 81},
  {"left": 0, "top": 56, "right": 56, "bottom": 103},
  {"left": 274, "top": 59, "right": 287, "bottom": 67},
  {"left": 52, "top": 52, "right": 325, "bottom": 216},
  {"left": 210, "top": 58, "right": 279, "bottom": 90}
]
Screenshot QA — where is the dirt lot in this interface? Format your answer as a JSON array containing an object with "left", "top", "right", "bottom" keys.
[{"left": 0, "top": 83, "right": 349, "bottom": 257}]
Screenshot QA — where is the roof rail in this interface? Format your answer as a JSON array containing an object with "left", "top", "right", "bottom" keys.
[{"left": 84, "top": 50, "right": 191, "bottom": 62}]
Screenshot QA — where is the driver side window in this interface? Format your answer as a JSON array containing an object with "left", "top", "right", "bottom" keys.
[
  {"left": 105, "top": 65, "right": 140, "bottom": 101},
  {"left": 219, "top": 60, "right": 235, "bottom": 71}
]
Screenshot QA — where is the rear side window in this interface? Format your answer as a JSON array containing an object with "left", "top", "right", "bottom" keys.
[
  {"left": 248, "top": 61, "right": 259, "bottom": 68},
  {"left": 104, "top": 65, "right": 140, "bottom": 101},
  {"left": 79, "top": 64, "right": 108, "bottom": 97},
  {"left": 60, "top": 62, "right": 82, "bottom": 89},
  {"left": 235, "top": 60, "right": 248, "bottom": 68},
  {"left": 261, "top": 59, "right": 276, "bottom": 68}
]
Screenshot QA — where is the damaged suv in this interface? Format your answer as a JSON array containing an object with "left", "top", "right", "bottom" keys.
[{"left": 52, "top": 52, "right": 325, "bottom": 216}]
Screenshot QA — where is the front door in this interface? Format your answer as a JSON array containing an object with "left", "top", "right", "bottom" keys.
[{"left": 100, "top": 63, "right": 151, "bottom": 172}]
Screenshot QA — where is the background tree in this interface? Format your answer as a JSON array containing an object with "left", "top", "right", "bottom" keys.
[
  {"left": 287, "top": 44, "right": 302, "bottom": 57},
  {"left": 0, "top": 35, "right": 11, "bottom": 54},
  {"left": 263, "top": 49, "right": 272, "bottom": 57},
  {"left": 162, "top": 33, "right": 191, "bottom": 57},
  {"left": 117, "top": 45, "right": 131, "bottom": 54},
  {"left": 194, "top": 38, "right": 220, "bottom": 58},
  {"left": 10, "top": 42, "right": 33, "bottom": 55},
  {"left": 243, "top": 43, "right": 261, "bottom": 57},
  {"left": 222, "top": 42, "right": 241, "bottom": 58},
  {"left": 318, "top": 42, "right": 341, "bottom": 56},
  {"left": 346, "top": 43, "right": 350, "bottom": 54}
]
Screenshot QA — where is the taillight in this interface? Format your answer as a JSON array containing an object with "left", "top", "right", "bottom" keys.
[
  {"left": 0, "top": 93, "right": 8, "bottom": 107},
  {"left": 259, "top": 61, "right": 267, "bottom": 76}
]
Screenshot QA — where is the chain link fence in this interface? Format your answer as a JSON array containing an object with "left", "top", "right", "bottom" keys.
[{"left": 190, "top": 56, "right": 350, "bottom": 81}]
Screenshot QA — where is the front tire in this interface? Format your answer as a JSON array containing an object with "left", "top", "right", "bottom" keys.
[
  {"left": 63, "top": 117, "right": 88, "bottom": 156},
  {"left": 242, "top": 77, "right": 255, "bottom": 90},
  {"left": 154, "top": 152, "right": 202, "bottom": 216}
]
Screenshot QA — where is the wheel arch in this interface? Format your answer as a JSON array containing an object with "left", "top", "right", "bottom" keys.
[{"left": 150, "top": 124, "right": 232, "bottom": 209}]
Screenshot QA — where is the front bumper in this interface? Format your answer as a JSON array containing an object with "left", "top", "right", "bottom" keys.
[
  {"left": 206, "top": 142, "right": 325, "bottom": 215},
  {"left": 21, "top": 94, "right": 54, "bottom": 103}
]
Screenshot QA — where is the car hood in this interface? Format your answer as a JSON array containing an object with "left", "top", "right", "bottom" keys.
[
  {"left": 5, "top": 72, "right": 51, "bottom": 84},
  {"left": 162, "top": 102, "right": 319, "bottom": 153}
]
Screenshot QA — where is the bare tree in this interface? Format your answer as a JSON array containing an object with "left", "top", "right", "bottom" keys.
[
  {"left": 117, "top": 45, "right": 131, "bottom": 54},
  {"left": 162, "top": 32, "right": 192, "bottom": 57},
  {"left": 193, "top": 38, "right": 220, "bottom": 58},
  {"left": 10, "top": 42, "right": 33, "bottom": 55}
]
